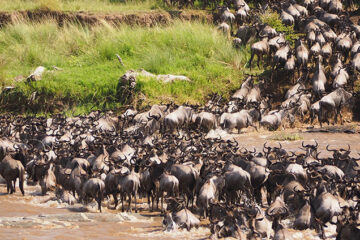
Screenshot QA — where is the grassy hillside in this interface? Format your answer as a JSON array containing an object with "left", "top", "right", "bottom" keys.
[{"left": 0, "top": 20, "right": 248, "bottom": 115}]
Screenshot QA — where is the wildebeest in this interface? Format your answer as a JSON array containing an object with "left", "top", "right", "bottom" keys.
[
  {"left": 163, "top": 106, "right": 193, "bottom": 133},
  {"left": 81, "top": 178, "right": 105, "bottom": 212},
  {"left": 318, "top": 88, "right": 352, "bottom": 127},
  {"left": 0, "top": 151, "right": 25, "bottom": 195},
  {"left": 220, "top": 109, "right": 260, "bottom": 133}
]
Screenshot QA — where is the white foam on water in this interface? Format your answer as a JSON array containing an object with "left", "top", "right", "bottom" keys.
[
  {"left": 128, "top": 226, "right": 210, "bottom": 239},
  {"left": 116, "top": 212, "right": 154, "bottom": 223}
]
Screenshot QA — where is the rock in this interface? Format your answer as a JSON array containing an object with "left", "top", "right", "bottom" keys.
[
  {"left": 27, "top": 66, "right": 46, "bottom": 82},
  {"left": 156, "top": 74, "right": 191, "bottom": 83},
  {"left": 116, "top": 69, "right": 191, "bottom": 103}
]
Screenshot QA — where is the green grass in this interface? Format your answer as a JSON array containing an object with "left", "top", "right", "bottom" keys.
[
  {"left": 260, "top": 9, "right": 302, "bottom": 44},
  {"left": 0, "top": 20, "right": 248, "bottom": 114},
  {"left": 0, "top": 0, "right": 165, "bottom": 12},
  {"left": 0, "top": 0, "right": 217, "bottom": 12},
  {"left": 269, "top": 133, "right": 303, "bottom": 141}
]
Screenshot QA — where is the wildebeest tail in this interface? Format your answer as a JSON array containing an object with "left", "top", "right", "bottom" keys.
[
  {"left": 19, "top": 166, "right": 25, "bottom": 195},
  {"left": 96, "top": 182, "right": 104, "bottom": 201}
]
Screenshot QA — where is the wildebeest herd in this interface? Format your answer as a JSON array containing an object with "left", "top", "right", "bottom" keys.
[
  {"left": 0, "top": 104, "right": 359, "bottom": 239},
  {"left": 215, "top": 0, "right": 359, "bottom": 130}
]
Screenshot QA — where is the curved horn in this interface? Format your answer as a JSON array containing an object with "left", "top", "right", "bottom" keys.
[
  {"left": 231, "top": 138, "right": 238, "bottom": 147},
  {"left": 263, "top": 142, "right": 270, "bottom": 153},
  {"left": 240, "top": 147, "right": 248, "bottom": 154},
  {"left": 249, "top": 147, "right": 256, "bottom": 154},
  {"left": 326, "top": 145, "right": 337, "bottom": 152},
  {"left": 293, "top": 185, "right": 302, "bottom": 193},
  {"left": 258, "top": 31, "right": 266, "bottom": 38}
]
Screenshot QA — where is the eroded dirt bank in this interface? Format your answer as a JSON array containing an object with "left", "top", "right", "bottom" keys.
[{"left": 0, "top": 9, "right": 213, "bottom": 28}]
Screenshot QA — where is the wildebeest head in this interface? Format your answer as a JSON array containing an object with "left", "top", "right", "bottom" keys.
[
  {"left": 301, "top": 140, "right": 319, "bottom": 158},
  {"left": 326, "top": 144, "right": 351, "bottom": 160}
]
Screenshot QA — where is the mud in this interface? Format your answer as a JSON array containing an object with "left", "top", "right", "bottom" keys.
[{"left": 0, "top": 10, "right": 213, "bottom": 28}]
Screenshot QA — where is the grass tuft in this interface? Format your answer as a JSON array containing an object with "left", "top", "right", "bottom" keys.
[{"left": 269, "top": 133, "right": 303, "bottom": 141}]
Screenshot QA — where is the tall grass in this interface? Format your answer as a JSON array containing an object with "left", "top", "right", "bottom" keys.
[
  {"left": 0, "top": 0, "right": 163, "bottom": 12},
  {"left": 0, "top": 20, "right": 248, "bottom": 114}
]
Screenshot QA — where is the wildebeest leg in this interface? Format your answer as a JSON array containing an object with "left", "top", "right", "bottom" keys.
[
  {"left": 339, "top": 109, "right": 344, "bottom": 125},
  {"left": 6, "top": 180, "right": 10, "bottom": 193},
  {"left": 134, "top": 192, "right": 137, "bottom": 213},
  {"left": 184, "top": 193, "right": 189, "bottom": 208},
  {"left": 10, "top": 180, "right": 15, "bottom": 194},
  {"left": 19, "top": 178, "right": 24, "bottom": 196},
  {"left": 249, "top": 52, "right": 254, "bottom": 70},
  {"left": 13, "top": 180, "right": 16, "bottom": 193},
  {"left": 97, "top": 196, "right": 102, "bottom": 213},
  {"left": 151, "top": 193, "right": 155, "bottom": 212},
  {"left": 72, "top": 189, "right": 76, "bottom": 198},
  {"left": 318, "top": 108, "right": 323, "bottom": 128},
  {"left": 155, "top": 191, "right": 160, "bottom": 210},
  {"left": 334, "top": 108, "right": 338, "bottom": 125},
  {"left": 113, "top": 193, "right": 118, "bottom": 209},
  {"left": 147, "top": 192, "right": 151, "bottom": 210},
  {"left": 161, "top": 191, "right": 164, "bottom": 213},
  {"left": 257, "top": 54, "right": 261, "bottom": 68},
  {"left": 251, "top": 122, "right": 258, "bottom": 132},
  {"left": 121, "top": 194, "right": 125, "bottom": 212},
  {"left": 320, "top": 224, "right": 326, "bottom": 240},
  {"left": 128, "top": 193, "right": 132, "bottom": 212},
  {"left": 205, "top": 205, "right": 209, "bottom": 219},
  {"left": 190, "top": 191, "right": 195, "bottom": 208}
]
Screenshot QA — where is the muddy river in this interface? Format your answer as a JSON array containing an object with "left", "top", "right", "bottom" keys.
[{"left": 0, "top": 131, "right": 359, "bottom": 240}]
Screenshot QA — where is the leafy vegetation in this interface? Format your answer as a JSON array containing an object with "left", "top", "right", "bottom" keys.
[
  {"left": 0, "top": 20, "right": 248, "bottom": 114},
  {"left": 260, "top": 9, "right": 302, "bottom": 44}
]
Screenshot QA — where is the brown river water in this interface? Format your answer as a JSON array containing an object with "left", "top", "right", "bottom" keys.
[{"left": 0, "top": 130, "right": 359, "bottom": 240}]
